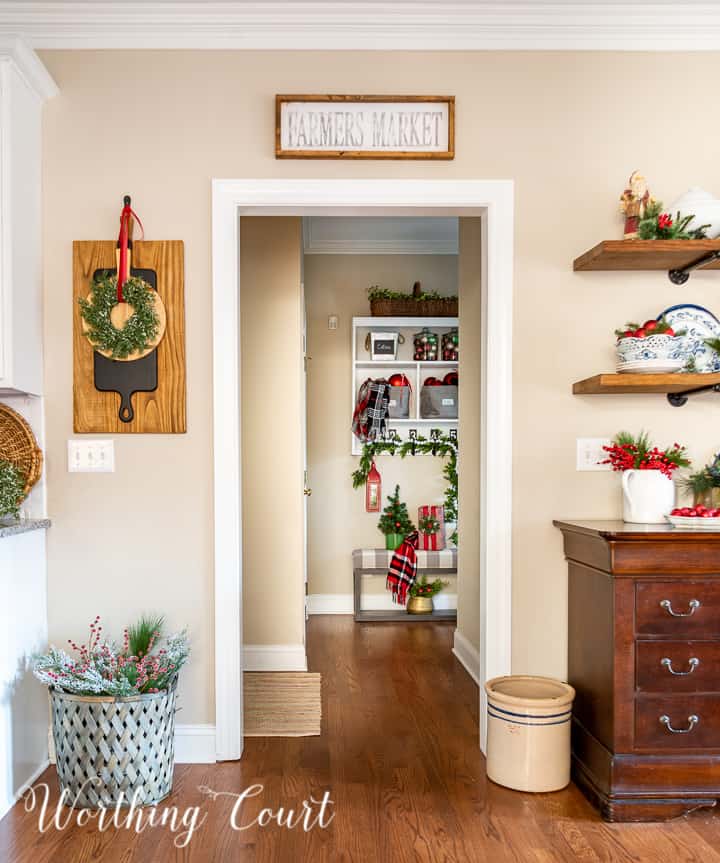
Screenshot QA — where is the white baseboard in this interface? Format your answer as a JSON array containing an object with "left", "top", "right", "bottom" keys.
[
  {"left": 243, "top": 643, "right": 307, "bottom": 672},
  {"left": 174, "top": 724, "right": 217, "bottom": 764},
  {"left": 307, "top": 594, "right": 354, "bottom": 614},
  {"left": 452, "top": 628, "right": 480, "bottom": 686},
  {"left": 0, "top": 758, "right": 51, "bottom": 821},
  {"left": 308, "top": 592, "right": 458, "bottom": 615}
]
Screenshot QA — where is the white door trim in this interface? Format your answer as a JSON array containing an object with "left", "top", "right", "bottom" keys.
[{"left": 211, "top": 178, "right": 513, "bottom": 759}]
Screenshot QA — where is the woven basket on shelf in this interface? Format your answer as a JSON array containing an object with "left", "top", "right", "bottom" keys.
[
  {"left": 0, "top": 403, "right": 42, "bottom": 499},
  {"left": 370, "top": 297, "right": 459, "bottom": 317},
  {"left": 370, "top": 283, "right": 458, "bottom": 317},
  {"left": 50, "top": 682, "right": 177, "bottom": 809}
]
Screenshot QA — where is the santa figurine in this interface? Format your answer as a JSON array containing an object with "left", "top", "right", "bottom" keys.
[{"left": 620, "top": 171, "right": 653, "bottom": 239}]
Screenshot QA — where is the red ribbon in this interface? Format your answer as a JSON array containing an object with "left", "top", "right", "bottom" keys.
[{"left": 117, "top": 203, "right": 145, "bottom": 303}]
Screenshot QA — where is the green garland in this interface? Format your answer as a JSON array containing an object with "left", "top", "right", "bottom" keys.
[
  {"left": 0, "top": 459, "right": 25, "bottom": 519},
  {"left": 352, "top": 432, "right": 459, "bottom": 544},
  {"left": 78, "top": 273, "right": 160, "bottom": 359}
]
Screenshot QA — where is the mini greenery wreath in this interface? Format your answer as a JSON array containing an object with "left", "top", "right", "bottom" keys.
[
  {"left": 0, "top": 459, "right": 26, "bottom": 519},
  {"left": 78, "top": 273, "right": 160, "bottom": 359},
  {"left": 418, "top": 513, "right": 441, "bottom": 535}
]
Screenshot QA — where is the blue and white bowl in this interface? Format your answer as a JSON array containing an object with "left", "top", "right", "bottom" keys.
[{"left": 616, "top": 334, "right": 687, "bottom": 373}]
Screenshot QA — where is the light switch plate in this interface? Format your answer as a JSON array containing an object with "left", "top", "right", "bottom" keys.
[
  {"left": 67, "top": 439, "right": 115, "bottom": 473},
  {"left": 576, "top": 438, "right": 612, "bottom": 471},
  {"left": 328, "top": 314, "right": 339, "bottom": 331}
]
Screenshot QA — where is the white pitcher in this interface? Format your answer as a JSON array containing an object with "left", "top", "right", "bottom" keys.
[{"left": 621, "top": 470, "right": 675, "bottom": 524}]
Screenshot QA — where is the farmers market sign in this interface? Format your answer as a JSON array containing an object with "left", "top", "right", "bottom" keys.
[{"left": 275, "top": 95, "right": 454, "bottom": 160}]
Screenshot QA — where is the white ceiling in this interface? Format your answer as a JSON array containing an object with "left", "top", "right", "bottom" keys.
[{"left": 1, "top": 2, "right": 719, "bottom": 50}]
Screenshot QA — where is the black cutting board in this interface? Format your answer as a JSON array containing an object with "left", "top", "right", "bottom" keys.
[{"left": 91, "top": 266, "right": 158, "bottom": 424}]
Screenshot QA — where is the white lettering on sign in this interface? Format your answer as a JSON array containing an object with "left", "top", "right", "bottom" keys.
[{"left": 277, "top": 99, "right": 453, "bottom": 158}]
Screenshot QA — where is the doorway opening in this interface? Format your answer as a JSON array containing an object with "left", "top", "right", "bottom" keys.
[
  {"left": 211, "top": 179, "right": 513, "bottom": 761},
  {"left": 303, "top": 216, "right": 463, "bottom": 626}
]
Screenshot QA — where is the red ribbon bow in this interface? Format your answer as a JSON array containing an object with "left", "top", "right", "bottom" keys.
[{"left": 117, "top": 201, "right": 145, "bottom": 302}]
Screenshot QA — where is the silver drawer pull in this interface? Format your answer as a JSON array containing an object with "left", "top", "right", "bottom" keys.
[
  {"left": 659, "top": 598, "right": 700, "bottom": 617},
  {"left": 659, "top": 714, "right": 699, "bottom": 734},
  {"left": 661, "top": 657, "right": 700, "bottom": 676}
]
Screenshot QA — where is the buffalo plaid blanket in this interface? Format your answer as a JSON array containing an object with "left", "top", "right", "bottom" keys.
[
  {"left": 352, "top": 378, "right": 390, "bottom": 443},
  {"left": 386, "top": 531, "right": 419, "bottom": 606}
]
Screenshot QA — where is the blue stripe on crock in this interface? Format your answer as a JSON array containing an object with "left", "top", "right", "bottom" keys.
[
  {"left": 487, "top": 708, "right": 571, "bottom": 727},
  {"left": 487, "top": 702, "right": 572, "bottom": 721}
]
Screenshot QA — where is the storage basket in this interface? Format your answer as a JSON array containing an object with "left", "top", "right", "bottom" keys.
[
  {"left": 387, "top": 385, "right": 410, "bottom": 419},
  {"left": 420, "top": 385, "right": 458, "bottom": 419},
  {"left": 50, "top": 682, "right": 177, "bottom": 809},
  {"left": 370, "top": 297, "right": 458, "bottom": 317},
  {"left": 0, "top": 403, "right": 42, "bottom": 499}
]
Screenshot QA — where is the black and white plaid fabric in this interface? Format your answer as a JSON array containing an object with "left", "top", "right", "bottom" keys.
[{"left": 352, "top": 379, "right": 390, "bottom": 442}]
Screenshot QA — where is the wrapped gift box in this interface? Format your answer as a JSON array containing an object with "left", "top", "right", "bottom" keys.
[{"left": 418, "top": 504, "right": 445, "bottom": 550}]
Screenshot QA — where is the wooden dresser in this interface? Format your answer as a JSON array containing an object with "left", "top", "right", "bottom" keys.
[{"left": 554, "top": 519, "right": 720, "bottom": 822}]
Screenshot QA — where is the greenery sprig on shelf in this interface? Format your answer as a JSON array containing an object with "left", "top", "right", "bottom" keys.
[
  {"left": 352, "top": 432, "right": 458, "bottom": 544},
  {"left": 0, "top": 459, "right": 25, "bottom": 519},
  {"left": 637, "top": 202, "right": 710, "bottom": 240},
  {"left": 368, "top": 286, "right": 457, "bottom": 303}
]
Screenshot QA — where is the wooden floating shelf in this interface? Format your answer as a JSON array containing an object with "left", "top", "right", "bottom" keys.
[
  {"left": 573, "top": 373, "right": 720, "bottom": 395},
  {"left": 573, "top": 240, "right": 720, "bottom": 273}
]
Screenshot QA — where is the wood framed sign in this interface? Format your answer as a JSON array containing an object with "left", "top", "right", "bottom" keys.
[{"left": 275, "top": 95, "right": 454, "bottom": 160}]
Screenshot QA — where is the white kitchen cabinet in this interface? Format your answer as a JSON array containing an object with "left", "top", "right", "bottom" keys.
[{"left": 0, "top": 39, "right": 57, "bottom": 395}]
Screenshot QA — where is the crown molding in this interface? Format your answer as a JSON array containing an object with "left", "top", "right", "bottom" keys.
[
  {"left": 0, "top": 35, "right": 56, "bottom": 98},
  {"left": 1, "top": 2, "right": 720, "bottom": 51}
]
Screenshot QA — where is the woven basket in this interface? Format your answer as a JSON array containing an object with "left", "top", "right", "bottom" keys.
[
  {"left": 50, "top": 682, "right": 177, "bottom": 809},
  {"left": 369, "top": 297, "right": 459, "bottom": 317},
  {"left": 0, "top": 403, "right": 42, "bottom": 499}
]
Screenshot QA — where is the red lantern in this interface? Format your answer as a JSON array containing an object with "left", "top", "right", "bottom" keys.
[{"left": 366, "top": 461, "right": 382, "bottom": 512}]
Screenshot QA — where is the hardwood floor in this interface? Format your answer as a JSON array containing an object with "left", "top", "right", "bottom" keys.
[{"left": 3, "top": 616, "right": 720, "bottom": 862}]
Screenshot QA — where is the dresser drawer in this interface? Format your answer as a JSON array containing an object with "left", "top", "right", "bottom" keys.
[
  {"left": 636, "top": 641, "right": 720, "bottom": 692},
  {"left": 635, "top": 581, "right": 720, "bottom": 637},
  {"left": 635, "top": 695, "right": 720, "bottom": 749}
]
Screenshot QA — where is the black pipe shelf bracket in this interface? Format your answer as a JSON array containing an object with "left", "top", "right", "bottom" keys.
[
  {"left": 668, "top": 250, "right": 720, "bottom": 285},
  {"left": 667, "top": 382, "right": 720, "bottom": 407}
]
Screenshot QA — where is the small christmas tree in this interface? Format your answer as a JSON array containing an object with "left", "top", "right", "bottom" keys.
[{"left": 378, "top": 485, "right": 415, "bottom": 537}]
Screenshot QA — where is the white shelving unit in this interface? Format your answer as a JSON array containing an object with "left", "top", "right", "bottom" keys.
[{"left": 351, "top": 316, "right": 459, "bottom": 456}]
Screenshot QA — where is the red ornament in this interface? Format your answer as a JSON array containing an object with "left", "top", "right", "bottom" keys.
[{"left": 366, "top": 461, "right": 382, "bottom": 513}]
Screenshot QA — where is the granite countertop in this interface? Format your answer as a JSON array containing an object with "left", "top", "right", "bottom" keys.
[{"left": 0, "top": 518, "right": 51, "bottom": 539}]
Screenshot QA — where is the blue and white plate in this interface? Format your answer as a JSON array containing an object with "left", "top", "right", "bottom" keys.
[{"left": 658, "top": 304, "right": 720, "bottom": 373}]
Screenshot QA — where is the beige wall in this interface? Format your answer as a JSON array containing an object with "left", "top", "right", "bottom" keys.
[
  {"left": 457, "top": 219, "right": 482, "bottom": 649},
  {"left": 41, "top": 50, "right": 720, "bottom": 723},
  {"left": 305, "top": 253, "right": 458, "bottom": 599},
  {"left": 240, "top": 218, "right": 305, "bottom": 647}
]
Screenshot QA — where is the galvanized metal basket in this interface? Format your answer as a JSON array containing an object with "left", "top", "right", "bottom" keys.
[{"left": 50, "top": 681, "right": 177, "bottom": 809}]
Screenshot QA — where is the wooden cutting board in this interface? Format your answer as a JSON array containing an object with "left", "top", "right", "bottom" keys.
[{"left": 73, "top": 240, "right": 186, "bottom": 434}]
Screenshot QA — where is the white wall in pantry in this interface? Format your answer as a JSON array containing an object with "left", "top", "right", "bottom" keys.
[{"left": 305, "top": 253, "right": 458, "bottom": 599}]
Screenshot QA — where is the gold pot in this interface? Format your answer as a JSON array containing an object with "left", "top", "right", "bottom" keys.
[{"left": 407, "top": 595, "right": 433, "bottom": 615}]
